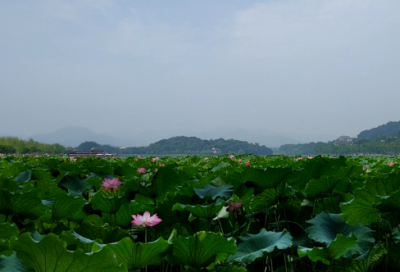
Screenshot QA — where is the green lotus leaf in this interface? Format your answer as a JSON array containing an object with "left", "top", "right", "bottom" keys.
[
  {"left": 168, "top": 231, "right": 236, "bottom": 268},
  {"left": 90, "top": 192, "right": 128, "bottom": 215},
  {"left": 377, "top": 190, "right": 400, "bottom": 211},
  {"left": 251, "top": 183, "right": 287, "bottom": 212},
  {"left": 59, "top": 175, "right": 92, "bottom": 196},
  {"left": 107, "top": 237, "right": 170, "bottom": 270},
  {"left": 244, "top": 167, "right": 291, "bottom": 189},
  {"left": 298, "top": 234, "right": 357, "bottom": 265},
  {"left": 0, "top": 240, "right": 10, "bottom": 253},
  {"left": 172, "top": 202, "right": 226, "bottom": 219},
  {"left": 74, "top": 221, "right": 129, "bottom": 244},
  {"left": 305, "top": 176, "right": 349, "bottom": 199},
  {"left": 59, "top": 231, "right": 102, "bottom": 253},
  {"left": 0, "top": 223, "right": 19, "bottom": 240},
  {"left": 228, "top": 229, "right": 292, "bottom": 265},
  {"left": 194, "top": 184, "right": 234, "bottom": 200},
  {"left": 336, "top": 244, "right": 387, "bottom": 272},
  {"left": 211, "top": 162, "right": 228, "bottom": 173},
  {"left": 51, "top": 193, "right": 85, "bottom": 221},
  {"left": 10, "top": 233, "right": 125, "bottom": 272},
  {"left": 0, "top": 190, "right": 43, "bottom": 220},
  {"left": 139, "top": 166, "right": 184, "bottom": 202},
  {"left": 341, "top": 175, "right": 400, "bottom": 225},
  {"left": 13, "top": 170, "right": 31, "bottom": 184},
  {"left": 0, "top": 251, "right": 27, "bottom": 272},
  {"left": 306, "top": 212, "right": 374, "bottom": 256}
]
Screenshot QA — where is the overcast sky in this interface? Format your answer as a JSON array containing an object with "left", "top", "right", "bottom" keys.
[{"left": 1, "top": 0, "right": 399, "bottom": 144}]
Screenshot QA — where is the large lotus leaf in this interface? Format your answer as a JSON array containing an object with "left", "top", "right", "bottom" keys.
[
  {"left": 194, "top": 184, "right": 233, "bottom": 200},
  {"left": 59, "top": 231, "right": 102, "bottom": 253},
  {"left": 0, "top": 240, "right": 9, "bottom": 252},
  {"left": 305, "top": 176, "right": 350, "bottom": 199},
  {"left": 377, "top": 190, "right": 400, "bottom": 211},
  {"left": 228, "top": 229, "right": 292, "bottom": 265},
  {"left": 0, "top": 223, "right": 19, "bottom": 240},
  {"left": 337, "top": 244, "right": 387, "bottom": 272},
  {"left": 107, "top": 237, "right": 170, "bottom": 270},
  {"left": 59, "top": 175, "right": 92, "bottom": 196},
  {"left": 306, "top": 212, "right": 374, "bottom": 256},
  {"left": 268, "top": 221, "right": 313, "bottom": 248},
  {"left": 13, "top": 170, "right": 31, "bottom": 184},
  {"left": 52, "top": 193, "right": 85, "bottom": 221},
  {"left": 244, "top": 167, "right": 291, "bottom": 189},
  {"left": 168, "top": 231, "right": 236, "bottom": 268},
  {"left": 172, "top": 202, "right": 226, "bottom": 219},
  {"left": 341, "top": 175, "right": 400, "bottom": 225},
  {"left": 298, "top": 234, "right": 357, "bottom": 265},
  {"left": 0, "top": 251, "right": 27, "bottom": 272},
  {"left": 0, "top": 190, "right": 43, "bottom": 220},
  {"left": 251, "top": 183, "right": 287, "bottom": 212},
  {"left": 211, "top": 162, "right": 228, "bottom": 173},
  {"left": 139, "top": 166, "right": 184, "bottom": 202},
  {"left": 31, "top": 168, "right": 54, "bottom": 183},
  {"left": 90, "top": 192, "right": 128, "bottom": 215},
  {"left": 74, "top": 221, "right": 129, "bottom": 244},
  {"left": 10, "top": 233, "right": 125, "bottom": 272}
]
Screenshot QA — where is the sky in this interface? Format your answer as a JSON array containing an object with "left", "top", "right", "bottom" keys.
[{"left": 1, "top": 0, "right": 399, "bottom": 146}]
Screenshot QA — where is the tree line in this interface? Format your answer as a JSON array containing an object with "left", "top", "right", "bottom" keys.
[
  {"left": 279, "top": 135, "right": 400, "bottom": 155},
  {"left": 0, "top": 137, "right": 65, "bottom": 154}
]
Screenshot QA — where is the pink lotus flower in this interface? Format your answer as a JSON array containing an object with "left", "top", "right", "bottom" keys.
[
  {"left": 388, "top": 162, "right": 395, "bottom": 167},
  {"left": 307, "top": 156, "right": 313, "bottom": 159},
  {"left": 230, "top": 155, "right": 235, "bottom": 159},
  {"left": 295, "top": 157, "right": 303, "bottom": 161},
  {"left": 137, "top": 168, "right": 146, "bottom": 174},
  {"left": 226, "top": 201, "right": 242, "bottom": 213},
  {"left": 101, "top": 178, "right": 122, "bottom": 191},
  {"left": 204, "top": 157, "right": 209, "bottom": 161},
  {"left": 363, "top": 165, "right": 369, "bottom": 170},
  {"left": 152, "top": 157, "right": 160, "bottom": 162},
  {"left": 238, "top": 159, "right": 242, "bottom": 162},
  {"left": 160, "top": 164, "right": 165, "bottom": 167},
  {"left": 246, "top": 161, "right": 251, "bottom": 167},
  {"left": 137, "top": 155, "right": 141, "bottom": 158},
  {"left": 131, "top": 211, "right": 162, "bottom": 227}
]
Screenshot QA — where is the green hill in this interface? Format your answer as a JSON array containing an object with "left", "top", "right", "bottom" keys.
[
  {"left": 75, "top": 136, "right": 273, "bottom": 155},
  {"left": 357, "top": 121, "right": 400, "bottom": 140}
]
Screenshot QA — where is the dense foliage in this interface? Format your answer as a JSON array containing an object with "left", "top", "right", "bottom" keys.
[
  {"left": 0, "top": 137, "right": 65, "bottom": 154},
  {"left": 75, "top": 136, "right": 273, "bottom": 155},
  {"left": 278, "top": 142, "right": 322, "bottom": 156},
  {"left": 357, "top": 121, "right": 400, "bottom": 140},
  {"left": 279, "top": 138, "right": 400, "bottom": 156},
  {"left": 1, "top": 154, "right": 400, "bottom": 271}
]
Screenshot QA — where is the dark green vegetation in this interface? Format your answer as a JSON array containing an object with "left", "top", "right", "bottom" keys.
[
  {"left": 357, "top": 121, "right": 400, "bottom": 140},
  {"left": 76, "top": 136, "right": 273, "bottom": 155},
  {"left": 1, "top": 154, "right": 400, "bottom": 271},
  {"left": 279, "top": 121, "right": 400, "bottom": 155},
  {"left": 280, "top": 138, "right": 400, "bottom": 156},
  {"left": 0, "top": 137, "right": 65, "bottom": 154}
]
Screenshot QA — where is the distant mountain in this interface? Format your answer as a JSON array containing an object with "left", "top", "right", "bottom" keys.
[
  {"left": 357, "top": 121, "right": 400, "bottom": 140},
  {"left": 31, "top": 127, "right": 121, "bottom": 147},
  {"left": 194, "top": 128, "right": 299, "bottom": 147},
  {"left": 75, "top": 136, "right": 273, "bottom": 155}
]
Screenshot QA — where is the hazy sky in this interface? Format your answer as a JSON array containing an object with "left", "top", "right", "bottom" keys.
[{"left": 1, "top": 0, "right": 399, "bottom": 142}]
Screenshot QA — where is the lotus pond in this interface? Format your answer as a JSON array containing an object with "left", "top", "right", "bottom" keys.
[{"left": 0, "top": 154, "right": 399, "bottom": 272}]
